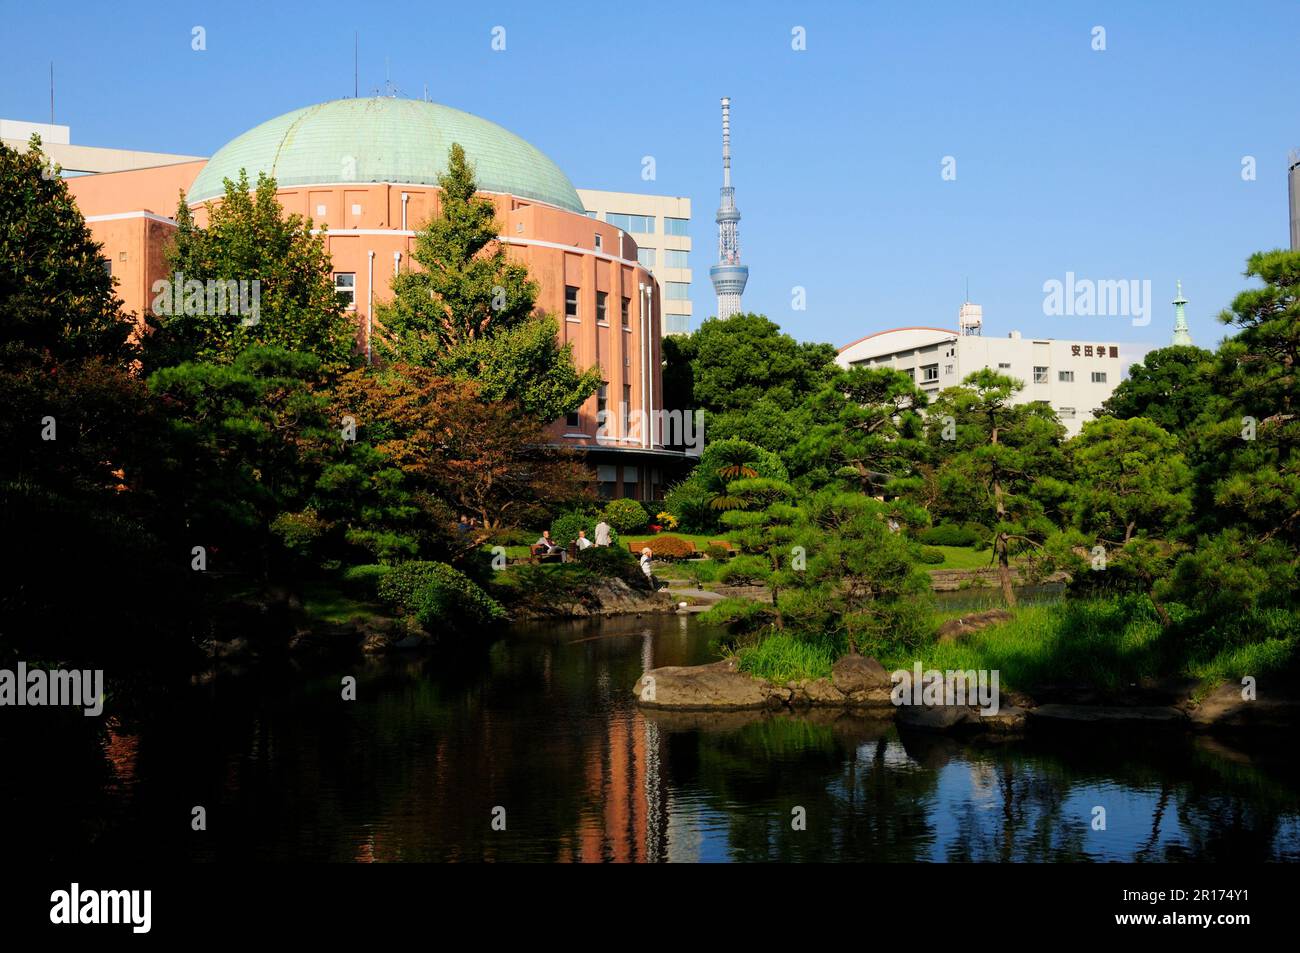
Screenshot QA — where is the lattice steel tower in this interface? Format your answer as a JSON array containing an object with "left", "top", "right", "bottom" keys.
[{"left": 709, "top": 97, "right": 748, "bottom": 320}]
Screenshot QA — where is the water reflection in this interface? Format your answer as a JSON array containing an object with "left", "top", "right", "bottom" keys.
[{"left": 2, "top": 614, "right": 1297, "bottom": 862}]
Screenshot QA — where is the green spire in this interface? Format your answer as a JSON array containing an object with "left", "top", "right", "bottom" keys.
[{"left": 1171, "top": 280, "right": 1193, "bottom": 346}]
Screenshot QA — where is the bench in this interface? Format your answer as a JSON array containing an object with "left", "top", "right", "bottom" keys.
[{"left": 529, "top": 543, "right": 571, "bottom": 564}]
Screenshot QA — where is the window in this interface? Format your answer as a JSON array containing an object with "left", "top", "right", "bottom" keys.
[
  {"left": 944, "top": 364, "right": 954, "bottom": 376},
  {"left": 596, "top": 291, "right": 608, "bottom": 324},
  {"left": 597, "top": 382, "right": 608, "bottom": 421},
  {"left": 1058, "top": 370, "right": 1075, "bottom": 382},
  {"left": 335, "top": 273, "right": 356, "bottom": 310},
  {"left": 584, "top": 210, "right": 597, "bottom": 218},
  {"left": 1033, "top": 366, "right": 1048, "bottom": 384},
  {"left": 594, "top": 233, "right": 603, "bottom": 252},
  {"left": 662, "top": 249, "right": 689, "bottom": 269},
  {"left": 621, "top": 297, "right": 630, "bottom": 327},
  {"left": 596, "top": 464, "right": 617, "bottom": 500},
  {"left": 1059, "top": 407, "right": 1076, "bottom": 419},
  {"left": 664, "top": 217, "right": 689, "bottom": 236},
  {"left": 921, "top": 364, "right": 939, "bottom": 383},
  {"left": 623, "top": 384, "right": 632, "bottom": 433},
  {"left": 100, "top": 258, "right": 112, "bottom": 276},
  {"left": 566, "top": 410, "right": 580, "bottom": 428},
  {"left": 998, "top": 362, "right": 1011, "bottom": 369},
  {"left": 565, "top": 285, "right": 579, "bottom": 320},
  {"left": 666, "top": 281, "right": 690, "bottom": 300},
  {"left": 606, "top": 212, "right": 654, "bottom": 234},
  {"left": 1091, "top": 371, "right": 1108, "bottom": 383},
  {"left": 637, "top": 248, "right": 656, "bottom": 270},
  {"left": 902, "top": 367, "right": 916, "bottom": 380}
]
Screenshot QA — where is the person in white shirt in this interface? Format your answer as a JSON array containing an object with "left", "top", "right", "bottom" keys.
[
  {"left": 594, "top": 520, "right": 612, "bottom": 547},
  {"left": 640, "top": 547, "right": 667, "bottom": 592},
  {"left": 576, "top": 530, "right": 593, "bottom": 550}
]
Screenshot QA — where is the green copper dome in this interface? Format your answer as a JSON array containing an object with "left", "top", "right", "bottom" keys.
[{"left": 187, "top": 97, "right": 584, "bottom": 213}]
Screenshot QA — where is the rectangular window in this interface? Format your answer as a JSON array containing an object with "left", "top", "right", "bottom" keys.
[
  {"left": 664, "top": 217, "right": 689, "bottom": 236},
  {"left": 921, "top": 363, "right": 939, "bottom": 382},
  {"left": 596, "top": 464, "right": 617, "bottom": 500},
  {"left": 335, "top": 272, "right": 356, "bottom": 310},
  {"left": 596, "top": 291, "right": 608, "bottom": 324},
  {"left": 100, "top": 257, "right": 112, "bottom": 276},
  {"left": 1058, "top": 370, "right": 1075, "bottom": 382},
  {"left": 1091, "top": 371, "right": 1108, "bottom": 383},
  {"left": 662, "top": 249, "right": 689, "bottom": 269},
  {"left": 594, "top": 233, "right": 603, "bottom": 252},
  {"left": 944, "top": 364, "right": 954, "bottom": 375},
  {"left": 1033, "top": 366, "right": 1048, "bottom": 384},
  {"left": 597, "top": 382, "right": 608, "bottom": 422},
  {"left": 1059, "top": 407, "right": 1076, "bottom": 419},
  {"left": 623, "top": 384, "right": 632, "bottom": 434},
  {"left": 998, "top": 362, "right": 1011, "bottom": 369},
  {"left": 584, "top": 210, "right": 597, "bottom": 218},
  {"left": 665, "top": 281, "right": 690, "bottom": 300},
  {"left": 637, "top": 248, "right": 656, "bottom": 270},
  {"left": 621, "top": 297, "right": 630, "bottom": 327},
  {"left": 565, "top": 285, "right": 579, "bottom": 320},
  {"left": 607, "top": 212, "right": 655, "bottom": 234},
  {"left": 565, "top": 410, "right": 580, "bottom": 428}
]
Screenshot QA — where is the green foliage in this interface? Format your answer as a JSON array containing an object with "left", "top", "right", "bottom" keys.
[
  {"left": 699, "top": 597, "right": 777, "bottom": 631},
  {"left": 339, "top": 563, "right": 392, "bottom": 596},
  {"left": 153, "top": 170, "right": 355, "bottom": 370},
  {"left": 1099, "top": 344, "right": 1216, "bottom": 436},
  {"left": 378, "top": 143, "right": 538, "bottom": 360},
  {"left": 915, "top": 523, "right": 982, "bottom": 547},
  {"left": 663, "top": 438, "right": 789, "bottom": 532},
  {"left": 376, "top": 560, "right": 505, "bottom": 630},
  {"left": 574, "top": 544, "right": 642, "bottom": 583},
  {"left": 550, "top": 510, "right": 594, "bottom": 547},
  {"left": 914, "top": 546, "right": 945, "bottom": 565},
  {"left": 601, "top": 497, "right": 649, "bottom": 534},
  {"left": 0, "top": 137, "right": 131, "bottom": 364}
]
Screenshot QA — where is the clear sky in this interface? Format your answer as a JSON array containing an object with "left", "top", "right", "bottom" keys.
[{"left": 4, "top": 0, "right": 1297, "bottom": 352}]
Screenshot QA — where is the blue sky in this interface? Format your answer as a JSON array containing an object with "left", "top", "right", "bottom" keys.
[{"left": 4, "top": 0, "right": 1297, "bottom": 351}]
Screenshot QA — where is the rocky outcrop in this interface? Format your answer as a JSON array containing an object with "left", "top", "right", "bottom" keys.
[
  {"left": 896, "top": 702, "right": 1027, "bottom": 733},
  {"left": 1027, "top": 703, "right": 1186, "bottom": 725},
  {"left": 633, "top": 659, "right": 789, "bottom": 710},
  {"left": 936, "top": 609, "right": 1013, "bottom": 644},
  {"left": 513, "top": 577, "right": 676, "bottom": 619}
]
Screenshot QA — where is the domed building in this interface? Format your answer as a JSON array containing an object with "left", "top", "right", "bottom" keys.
[{"left": 65, "top": 97, "right": 675, "bottom": 500}]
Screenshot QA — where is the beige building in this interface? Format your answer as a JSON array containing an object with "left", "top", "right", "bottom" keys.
[{"left": 577, "top": 189, "right": 692, "bottom": 335}]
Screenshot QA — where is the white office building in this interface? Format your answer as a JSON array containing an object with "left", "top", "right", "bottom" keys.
[
  {"left": 577, "top": 188, "right": 692, "bottom": 335},
  {"left": 836, "top": 303, "right": 1131, "bottom": 437}
]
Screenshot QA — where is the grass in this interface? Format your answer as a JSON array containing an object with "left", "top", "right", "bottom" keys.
[
  {"left": 922, "top": 545, "right": 998, "bottom": 571},
  {"left": 301, "top": 581, "right": 387, "bottom": 624},
  {"left": 734, "top": 631, "right": 843, "bottom": 683}
]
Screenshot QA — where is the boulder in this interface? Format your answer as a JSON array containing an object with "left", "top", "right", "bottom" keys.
[
  {"left": 897, "top": 704, "right": 977, "bottom": 731},
  {"left": 936, "top": 609, "right": 1013, "bottom": 644},
  {"left": 831, "top": 654, "right": 892, "bottom": 694},
  {"left": 978, "top": 705, "right": 1027, "bottom": 732},
  {"left": 1189, "top": 680, "right": 1300, "bottom": 729},
  {"left": 633, "top": 659, "right": 786, "bottom": 710}
]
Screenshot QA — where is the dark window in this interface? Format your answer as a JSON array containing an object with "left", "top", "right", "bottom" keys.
[
  {"left": 596, "top": 291, "right": 608, "bottom": 323},
  {"left": 621, "top": 297, "right": 630, "bottom": 327},
  {"left": 566, "top": 410, "right": 580, "bottom": 428},
  {"left": 565, "top": 285, "right": 579, "bottom": 319}
]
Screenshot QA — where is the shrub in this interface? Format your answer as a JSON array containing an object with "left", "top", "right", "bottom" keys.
[
  {"left": 491, "top": 527, "right": 537, "bottom": 547},
  {"left": 914, "top": 546, "right": 945, "bottom": 564},
  {"left": 915, "top": 523, "right": 981, "bottom": 547},
  {"left": 656, "top": 511, "right": 679, "bottom": 531},
  {"left": 601, "top": 498, "right": 649, "bottom": 534},
  {"left": 575, "top": 545, "right": 644, "bottom": 585},
  {"left": 271, "top": 507, "right": 329, "bottom": 558},
  {"left": 377, "top": 560, "right": 506, "bottom": 630},
  {"left": 642, "top": 534, "right": 697, "bottom": 561},
  {"left": 704, "top": 543, "right": 733, "bottom": 561},
  {"left": 550, "top": 510, "right": 592, "bottom": 547},
  {"left": 717, "top": 554, "right": 771, "bottom": 586},
  {"left": 699, "top": 597, "right": 776, "bottom": 631}
]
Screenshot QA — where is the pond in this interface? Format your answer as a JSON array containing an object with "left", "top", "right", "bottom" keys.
[{"left": 6, "top": 613, "right": 1299, "bottom": 862}]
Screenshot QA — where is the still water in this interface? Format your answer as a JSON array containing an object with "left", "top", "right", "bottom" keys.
[{"left": 7, "top": 614, "right": 1300, "bottom": 862}]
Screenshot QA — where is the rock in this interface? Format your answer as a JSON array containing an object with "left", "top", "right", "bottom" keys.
[
  {"left": 392, "top": 633, "right": 428, "bottom": 650},
  {"left": 1189, "top": 680, "right": 1300, "bottom": 729},
  {"left": 361, "top": 632, "right": 393, "bottom": 654},
  {"left": 897, "top": 704, "right": 977, "bottom": 731},
  {"left": 633, "top": 659, "right": 786, "bottom": 710},
  {"left": 1028, "top": 704, "right": 1186, "bottom": 724},
  {"left": 802, "top": 678, "right": 848, "bottom": 706},
  {"left": 978, "top": 705, "right": 1027, "bottom": 732},
  {"left": 831, "top": 654, "right": 892, "bottom": 695},
  {"left": 936, "top": 609, "right": 1013, "bottom": 644}
]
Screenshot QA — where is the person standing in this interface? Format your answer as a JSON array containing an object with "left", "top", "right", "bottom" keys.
[{"left": 594, "top": 519, "right": 612, "bottom": 547}]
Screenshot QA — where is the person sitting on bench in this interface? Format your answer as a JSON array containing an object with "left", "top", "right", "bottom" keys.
[{"left": 533, "top": 531, "right": 563, "bottom": 560}]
